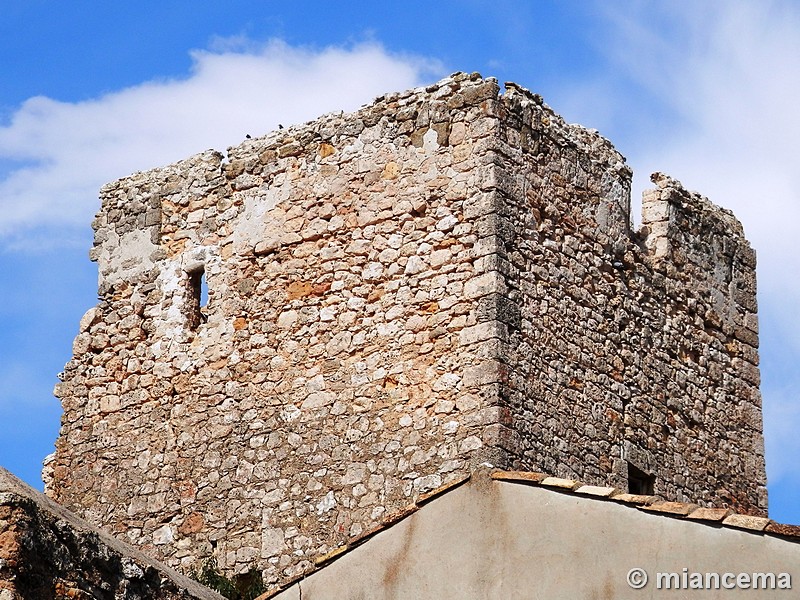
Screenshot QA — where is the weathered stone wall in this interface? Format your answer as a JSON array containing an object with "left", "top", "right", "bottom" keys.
[
  {"left": 0, "top": 468, "right": 221, "bottom": 600},
  {"left": 487, "top": 85, "right": 766, "bottom": 513},
  {"left": 48, "top": 72, "right": 766, "bottom": 588},
  {"left": 51, "top": 73, "right": 509, "bottom": 583}
]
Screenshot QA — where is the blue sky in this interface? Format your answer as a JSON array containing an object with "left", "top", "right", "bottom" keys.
[{"left": 1, "top": 1, "right": 799, "bottom": 523}]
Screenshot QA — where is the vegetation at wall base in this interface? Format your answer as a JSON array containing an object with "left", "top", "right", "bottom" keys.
[{"left": 191, "top": 559, "right": 266, "bottom": 600}]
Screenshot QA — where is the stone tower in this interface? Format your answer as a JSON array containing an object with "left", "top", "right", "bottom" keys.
[{"left": 48, "top": 73, "right": 766, "bottom": 584}]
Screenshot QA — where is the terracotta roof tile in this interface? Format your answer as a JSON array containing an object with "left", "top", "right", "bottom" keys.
[
  {"left": 575, "top": 485, "right": 618, "bottom": 498},
  {"left": 766, "top": 522, "right": 800, "bottom": 538},
  {"left": 540, "top": 476, "right": 580, "bottom": 490},
  {"left": 417, "top": 474, "right": 470, "bottom": 506},
  {"left": 687, "top": 507, "right": 733, "bottom": 522},
  {"left": 381, "top": 503, "right": 418, "bottom": 528},
  {"left": 642, "top": 501, "right": 698, "bottom": 516},
  {"left": 609, "top": 492, "right": 658, "bottom": 506},
  {"left": 723, "top": 514, "right": 772, "bottom": 532},
  {"left": 314, "top": 544, "right": 349, "bottom": 567},
  {"left": 490, "top": 470, "right": 548, "bottom": 484}
]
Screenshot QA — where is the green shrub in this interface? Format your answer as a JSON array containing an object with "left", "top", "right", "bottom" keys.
[{"left": 192, "top": 558, "right": 266, "bottom": 600}]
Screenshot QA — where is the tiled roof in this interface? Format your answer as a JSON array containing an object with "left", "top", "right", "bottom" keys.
[{"left": 257, "top": 468, "right": 800, "bottom": 600}]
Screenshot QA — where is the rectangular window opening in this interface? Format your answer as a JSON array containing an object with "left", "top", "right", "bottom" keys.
[
  {"left": 628, "top": 462, "right": 655, "bottom": 495},
  {"left": 186, "top": 267, "right": 207, "bottom": 330}
]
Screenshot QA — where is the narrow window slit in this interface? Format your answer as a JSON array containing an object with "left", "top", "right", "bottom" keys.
[{"left": 186, "top": 267, "right": 208, "bottom": 330}]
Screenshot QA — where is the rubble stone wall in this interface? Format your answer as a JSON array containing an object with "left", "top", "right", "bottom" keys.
[
  {"left": 48, "top": 72, "right": 766, "bottom": 588},
  {"left": 487, "top": 86, "right": 765, "bottom": 512},
  {"left": 0, "top": 468, "right": 220, "bottom": 600}
]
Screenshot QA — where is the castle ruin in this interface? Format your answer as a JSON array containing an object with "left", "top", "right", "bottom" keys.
[{"left": 47, "top": 72, "right": 766, "bottom": 585}]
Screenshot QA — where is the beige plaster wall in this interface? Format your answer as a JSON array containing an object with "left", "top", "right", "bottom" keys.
[{"left": 275, "top": 476, "right": 797, "bottom": 600}]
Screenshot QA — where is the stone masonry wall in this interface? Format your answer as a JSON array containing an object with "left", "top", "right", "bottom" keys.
[
  {"left": 51, "top": 73, "right": 508, "bottom": 584},
  {"left": 48, "top": 72, "right": 766, "bottom": 588},
  {"left": 485, "top": 85, "right": 766, "bottom": 513},
  {"left": 0, "top": 468, "right": 220, "bottom": 600}
]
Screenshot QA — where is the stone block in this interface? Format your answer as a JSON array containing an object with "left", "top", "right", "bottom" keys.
[{"left": 722, "top": 514, "right": 771, "bottom": 532}]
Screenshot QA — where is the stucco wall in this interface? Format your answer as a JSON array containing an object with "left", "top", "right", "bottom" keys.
[{"left": 273, "top": 476, "right": 796, "bottom": 600}]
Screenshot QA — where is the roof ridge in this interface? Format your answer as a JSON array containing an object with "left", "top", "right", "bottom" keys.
[{"left": 490, "top": 469, "right": 799, "bottom": 535}]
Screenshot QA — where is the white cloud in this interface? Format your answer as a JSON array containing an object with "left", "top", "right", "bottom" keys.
[
  {"left": 0, "top": 40, "right": 440, "bottom": 247},
  {"left": 584, "top": 1, "right": 800, "bottom": 490},
  {"left": 589, "top": 1, "right": 800, "bottom": 291}
]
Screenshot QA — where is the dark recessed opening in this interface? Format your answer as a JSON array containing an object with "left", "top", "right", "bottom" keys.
[
  {"left": 186, "top": 267, "right": 207, "bottom": 330},
  {"left": 628, "top": 462, "right": 655, "bottom": 495}
]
